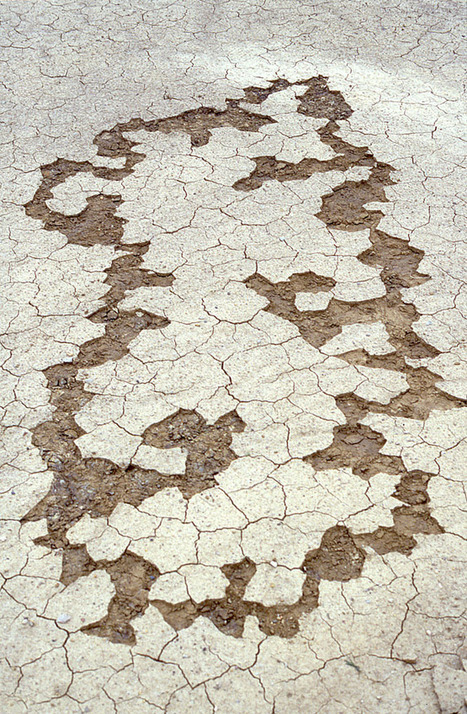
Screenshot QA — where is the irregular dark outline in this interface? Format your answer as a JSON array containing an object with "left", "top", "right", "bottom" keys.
[{"left": 19, "top": 76, "right": 464, "bottom": 643}]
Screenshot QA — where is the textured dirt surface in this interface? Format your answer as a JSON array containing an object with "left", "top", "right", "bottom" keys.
[{"left": 0, "top": 1, "right": 466, "bottom": 712}]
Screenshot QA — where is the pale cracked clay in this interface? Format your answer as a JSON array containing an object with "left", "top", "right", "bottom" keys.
[{"left": 22, "top": 76, "right": 464, "bottom": 645}]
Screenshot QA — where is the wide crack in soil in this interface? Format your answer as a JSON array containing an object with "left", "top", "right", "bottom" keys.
[{"left": 21, "top": 76, "right": 464, "bottom": 643}]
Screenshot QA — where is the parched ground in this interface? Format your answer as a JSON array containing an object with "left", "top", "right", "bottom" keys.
[{"left": 0, "top": 1, "right": 466, "bottom": 712}]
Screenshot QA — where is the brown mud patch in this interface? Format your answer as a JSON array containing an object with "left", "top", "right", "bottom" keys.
[
  {"left": 60, "top": 546, "right": 159, "bottom": 644},
  {"left": 153, "top": 525, "right": 367, "bottom": 638},
  {"left": 143, "top": 409, "right": 245, "bottom": 495},
  {"left": 152, "top": 557, "right": 319, "bottom": 639},
  {"left": 21, "top": 76, "right": 463, "bottom": 643},
  {"left": 30, "top": 405, "right": 245, "bottom": 549},
  {"left": 303, "top": 526, "right": 365, "bottom": 582}
]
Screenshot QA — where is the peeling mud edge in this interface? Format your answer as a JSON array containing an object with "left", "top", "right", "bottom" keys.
[{"left": 20, "top": 76, "right": 463, "bottom": 643}]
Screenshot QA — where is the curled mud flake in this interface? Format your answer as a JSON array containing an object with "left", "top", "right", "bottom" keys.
[{"left": 152, "top": 558, "right": 320, "bottom": 639}]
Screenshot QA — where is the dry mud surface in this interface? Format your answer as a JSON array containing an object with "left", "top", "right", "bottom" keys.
[{"left": 0, "top": 2, "right": 466, "bottom": 712}]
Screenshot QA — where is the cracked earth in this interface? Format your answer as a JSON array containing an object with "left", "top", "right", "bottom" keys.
[{"left": 0, "top": 2, "right": 466, "bottom": 713}]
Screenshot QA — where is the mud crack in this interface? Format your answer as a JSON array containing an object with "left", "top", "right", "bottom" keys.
[{"left": 21, "top": 75, "right": 462, "bottom": 644}]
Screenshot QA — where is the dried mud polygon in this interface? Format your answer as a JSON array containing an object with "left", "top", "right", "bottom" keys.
[{"left": 22, "top": 76, "right": 464, "bottom": 643}]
